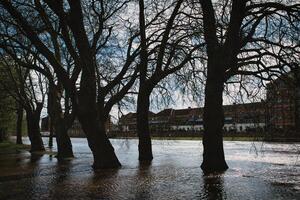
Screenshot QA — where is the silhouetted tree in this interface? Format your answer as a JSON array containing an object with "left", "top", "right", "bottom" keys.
[
  {"left": 189, "top": 0, "right": 300, "bottom": 173},
  {"left": 0, "top": 59, "right": 46, "bottom": 152},
  {"left": 0, "top": 0, "right": 139, "bottom": 168},
  {"left": 294, "top": 67, "right": 300, "bottom": 134},
  {"left": 16, "top": 102, "right": 23, "bottom": 144},
  {"left": 137, "top": 0, "right": 200, "bottom": 161}
]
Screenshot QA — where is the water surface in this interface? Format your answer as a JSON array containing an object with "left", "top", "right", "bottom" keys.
[{"left": 0, "top": 138, "right": 299, "bottom": 199}]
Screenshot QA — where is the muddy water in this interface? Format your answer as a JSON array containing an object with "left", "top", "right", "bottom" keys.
[{"left": 0, "top": 138, "right": 299, "bottom": 200}]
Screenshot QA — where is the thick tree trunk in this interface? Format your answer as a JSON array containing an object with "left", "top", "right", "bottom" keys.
[
  {"left": 0, "top": 128, "right": 6, "bottom": 142},
  {"left": 48, "top": 84, "right": 74, "bottom": 159},
  {"left": 54, "top": 119, "right": 73, "bottom": 159},
  {"left": 201, "top": 60, "right": 228, "bottom": 173},
  {"left": 76, "top": 56, "right": 121, "bottom": 169},
  {"left": 16, "top": 105, "right": 23, "bottom": 144},
  {"left": 78, "top": 114, "right": 121, "bottom": 169},
  {"left": 48, "top": 117, "right": 53, "bottom": 148},
  {"left": 137, "top": 88, "right": 153, "bottom": 161},
  {"left": 295, "top": 67, "right": 300, "bottom": 135},
  {"left": 26, "top": 109, "right": 45, "bottom": 152}
]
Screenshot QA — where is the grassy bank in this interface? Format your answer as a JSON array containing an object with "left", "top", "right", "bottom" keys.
[
  {"left": 0, "top": 141, "right": 57, "bottom": 156},
  {"left": 0, "top": 141, "right": 30, "bottom": 154}
]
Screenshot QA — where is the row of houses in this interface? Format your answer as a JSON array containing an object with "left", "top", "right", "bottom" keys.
[{"left": 119, "top": 102, "right": 266, "bottom": 133}]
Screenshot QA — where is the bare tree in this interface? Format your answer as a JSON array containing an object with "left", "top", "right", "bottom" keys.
[
  {"left": 188, "top": 0, "right": 300, "bottom": 173},
  {"left": 0, "top": 57, "right": 46, "bottom": 152},
  {"left": 136, "top": 0, "right": 200, "bottom": 161},
  {"left": 0, "top": 0, "right": 139, "bottom": 168}
]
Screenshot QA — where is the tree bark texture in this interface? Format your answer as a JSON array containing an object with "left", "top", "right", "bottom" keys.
[
  {"left": 48, "top": 85, "right": 74, "bottom": 159},
  {"left": 48, "top": 118, "right": 53, "bottom": 148},
  {"left": 25, "top": 108, "right": 45, "bottom": 152},
  {"left": 77, "top": 68, "right": 121, "bottom": 169},
  {"left": 137, "top": 87, "right": 153, "bottom": 161},
  {"left": 201, "top": 57, "right": 229, "bottom": 173},
  {"left": 16, "top": 104, "right": 23, "bottom": 145},
  {"left": 294, "top": 67, "right": 300, "bottom": 134}
]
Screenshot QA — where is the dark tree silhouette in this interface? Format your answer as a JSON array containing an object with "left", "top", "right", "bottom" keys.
[
  {"left": 0, "top": 21, "right": 75, "bottom": 159},
  {"left": 137, "top": 0, "right": 200, "bottom": 161},
  {"left": 294, "top": 67, "right": 300, "bottom": 134},
  {"left": 0, "top": 0, "right": 139, "bottom": 168},
  {"left": 190, "top": 0, "right": 300, "bottom": 173},
  {"left": 0, "top": 59, "right": 46, "bottom": 152},
  {"left": 16, "top": 103, "right": 23, "bottom": 145}
]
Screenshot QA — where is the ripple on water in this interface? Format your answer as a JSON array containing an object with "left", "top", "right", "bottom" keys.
[{"left": 0, "top": 138, "right": 299, "bottom": 200}]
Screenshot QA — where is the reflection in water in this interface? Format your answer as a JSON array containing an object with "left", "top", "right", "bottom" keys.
[
  {"left": 29, "top": 153, "right": 43, "bottom": 163},
  {"left": 134, "top": 161, "right": 153, "bottom": 200},
  {"left": 0, "top": 138, "right": 299, "bottom": 200},
  {"left": 203, "top": 173, "right": 226, "bottom": 200},
  {"left": 87, "top": 168, "right": 120, "bottom": 199},
  {"left": 50, "top": 160, "right": 73, "bottom": 199}
]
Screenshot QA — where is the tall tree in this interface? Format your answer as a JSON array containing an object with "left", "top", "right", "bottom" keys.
[
  {"left": 0, "top": 59, "right": 46, "bottom": 152},
  {"left": 191, "top": 0, "right": 300, "bottom": 173},
  {"left": 137, "top": 0, "right": 200, "bottom": 161},
  {"left": 0, "top": 0, "right": 139, "bottom": 168}
]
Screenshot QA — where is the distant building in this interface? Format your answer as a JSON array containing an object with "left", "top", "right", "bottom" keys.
[
  {"left": 119, "top": 103, "right": 266, "bottom": 133},
  {"left": 119, "top": 111, "right": 155, "bottom": 132},
  {"left": 266, "top": 72, "right": 297, "bottom": 130}
]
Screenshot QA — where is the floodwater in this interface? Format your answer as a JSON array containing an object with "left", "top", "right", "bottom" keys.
[{"left": 0, "top": 138, "right": 299, "bottom": 200}]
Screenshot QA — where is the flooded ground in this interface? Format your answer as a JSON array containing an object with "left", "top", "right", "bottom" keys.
[{"left": 0, "top": 138, "right": 299, "bottom": 200}]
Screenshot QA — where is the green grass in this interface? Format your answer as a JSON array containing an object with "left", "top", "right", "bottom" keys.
[
  {"left": 0, "top": 141, "right": 57, "bottom": 155},
  {"left": 0, "top": 141, "right": 30, "bottom": 154}
]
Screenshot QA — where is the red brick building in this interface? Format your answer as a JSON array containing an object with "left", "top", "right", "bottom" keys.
[{"left": 266, "top": 73, "right": 297, "bottom": 130}]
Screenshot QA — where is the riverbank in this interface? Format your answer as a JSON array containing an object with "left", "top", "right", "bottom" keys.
[
  {"left": 0, "top": 140, "right": 56, "bottom": 156},
  {"left": 0, "top": 141, "right": 30, "bottom": 154}
]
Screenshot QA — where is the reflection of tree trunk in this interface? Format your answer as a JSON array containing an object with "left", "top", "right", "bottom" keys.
[
  {"left": 25, "top": 107, "right": 45, "bottom": 152},
  {"left": 295, "top": 67, "right": 300, "bottom": 135},
  {"left": 137, "top": 88, "right": 153, "bottom": 161},
  {"left": 201, "top": 61, "right": 228, "bottom": 173},
  {"left": 203, "top": 175, "right": 225, "bottom": 199},
  {"left": 16, "top": 104, "right": 23, "bottom": 144}
]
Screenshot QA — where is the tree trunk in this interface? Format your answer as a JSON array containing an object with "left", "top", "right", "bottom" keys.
[
  {"left": 54, "top": 119, "right": 74, "bottom": 159},
  {"left": 137, "top": 88, "right": 153, "bottom": 161},
  {"left": 78, "top": 114, "right": 121, "bottom": 169},
  {"left": 48, "top": 84, "right": 74, "bottom": 159},
  {"left": 16, "top": 105, "right": 23, "bottom": 144},
  {"left": 26, "top": 109, "right": 45, "bottom": 152},
  {"left": 76, "top": 56, "right": 121, "bottom": 169},
  {"left": 48, "top": 117, "right": 53, "bottom": 148},
  {"left": 0, "top": 128, "right": 6, "bottom": 142},
  {"left": 201, "top": 60, "right": 228, "bottom": 173},
  {"left": 295, "top": 67, "right": 300, "bottom": 135}
]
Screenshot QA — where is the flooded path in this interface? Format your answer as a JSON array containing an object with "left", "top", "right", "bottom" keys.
[{"left": 0, "top": 138, "right": 299, "bottom": 199}]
